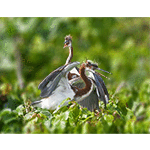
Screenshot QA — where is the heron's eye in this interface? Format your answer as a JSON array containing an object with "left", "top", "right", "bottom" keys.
[
  {"left": 87, "top": 61, "right": 91, "bottom": 66},
  {"left": 64, "top": 40, "right": 69, "bottom": 45},
  {"left": 65, "top": 37, "right": 69, "bottom": 40}
]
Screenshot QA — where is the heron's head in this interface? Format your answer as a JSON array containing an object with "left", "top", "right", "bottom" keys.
[
  {"left": 85, "top": 60, "right": 99, "bottom": 70},
  {"left": 85, "top": 60, "right": 112, "bottom": 74},
  {"left": 63, "top": 35, "right": 72, "bottom": 48}
]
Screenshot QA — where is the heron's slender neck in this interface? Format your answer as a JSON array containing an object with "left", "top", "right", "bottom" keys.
[
  {"left": 65, "top": 46, "right": 73, "bottom": 65},
  {"left": 75, "top": 64, "right": 92, "bottom": 97}
]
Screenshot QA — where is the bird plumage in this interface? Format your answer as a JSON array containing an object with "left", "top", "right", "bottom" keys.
[
  {"left": 70, "top": 60, "right": 111, "bottom": 111},
  {"left": 32, "top": 34, "right": 111, "bottom": 112},
  {"left": 31, "top": 62, "right": 80, "bottom": 110},
  {"left": 31, "top": 62, "right": 95, "bottom": 111}
]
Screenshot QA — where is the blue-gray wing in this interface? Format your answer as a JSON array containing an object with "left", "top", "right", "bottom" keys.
[
  {"left": 93, "top": 73, "right": 109, "bottom": 107},
  {"left": 70, "top": 77, "right": 100, "bottom": 112},
  {"left": 39, "top": 70, "right": 64, "bottom": 98},
  {"left": 38, "top": 65, "right": 65, "bottom": 91},
  {"left": 78, "top": 89, "right": 100, "bottom": 112},
  {"left": 39, "top": 62, "right": 80, "bottom": 98},
  {"left": 95, "top": 72, "right": 109, "bottom": 100}
]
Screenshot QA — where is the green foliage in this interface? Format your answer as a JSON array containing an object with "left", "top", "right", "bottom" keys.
[
  {"left": 0, "top": 17, "right": 149, "bottom": 133},
  {"left": 0, "top": 79, "right": 149, "bottom": 133}
]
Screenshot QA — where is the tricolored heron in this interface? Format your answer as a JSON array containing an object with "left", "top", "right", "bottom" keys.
[
  {"left": 63, "top": 35, "right": 80, "bottom": 80},
  {"left": 37, "top": 35, "right": 76, "bottom": 98},
  {"left": 31, "top": 35, "right": 79, "bottom": 110},
  {"left": 63, "top": 35, "right": 111, "bottom": 111},
  {"left": 31, "top": 62, "right": 95, "bottom": 110},
  {"left": 70, "top": 60, "right": 111, "bottom": 111},
  {"left": 32, "top": 35, "right": 111, "bottom": 111}
]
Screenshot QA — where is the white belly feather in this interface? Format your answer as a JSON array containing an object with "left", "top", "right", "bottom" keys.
[{"left": 35, "top": 77, "right": 75, "bottom": 110}]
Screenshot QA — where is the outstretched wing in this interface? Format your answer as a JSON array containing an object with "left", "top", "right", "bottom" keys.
[
  {"left": 38, "top": 65, "right": 65, "bottom": 91},
  {"left": 95, "top": 72, "right": 109, "bottom": 100},
  {"left": 39, "top": 71, "right": 65, "bottom": 98},
  {"left": 93, "top": 73, "right": 109, "bottom": 108},
  {"left": 39, "top": 62, "right": 80, "bottom": 98},
  {"left": 78, "top": 89, "right": 100, "bottom": 112},
  {"left": 70, "top": 77, "right": 100, "bottom": 112}
]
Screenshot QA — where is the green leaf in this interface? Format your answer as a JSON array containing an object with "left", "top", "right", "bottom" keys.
[
  {"left": 24, "top": 112, "right": 35, "bottom": 121},
  {"left": 81, "top": 122, "right": 89, "bottom": 134},
  {"left": 16, "top": 105, "right": 25, "bottom": 116},
  {"left": 0, "top": 109, "right": 17, "bottom": 123},
  {"left": 104, "top": 115, "right": 114, "bottom": 126},
  {"left": 40, "top": 110, "right": 52, "bottom": 118}
]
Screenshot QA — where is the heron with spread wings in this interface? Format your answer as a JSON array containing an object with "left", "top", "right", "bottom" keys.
[{"left": 31, "top": 35, "right": 111, "bottom": 111}]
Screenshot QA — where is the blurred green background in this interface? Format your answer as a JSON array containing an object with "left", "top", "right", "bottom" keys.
[{"left": 0, "top": 17, "right": 149, "bottom": 88}]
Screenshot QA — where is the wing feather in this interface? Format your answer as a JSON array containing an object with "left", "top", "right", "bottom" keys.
[
  {"left": 78, "top": 90, "right": 100, "bottom": 111},
  {"left": 39, "top": 62, "right": 80, "bottom": 98},
  {"left": 70, "top": 77, "right": 100, "bottom": 111},
  {"left": 93, "top": 73, "right": 109, "bottom": 108},
  {"left": 95, "top": 72, "right": 109, "bottom": 100},
  {"left": 38, "top": 65, "right": 65, "bottom": 90}
]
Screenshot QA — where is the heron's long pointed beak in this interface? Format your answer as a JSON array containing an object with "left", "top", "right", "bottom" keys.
[
  {"left": 63, "top": 40, "right": 69, "bottom": 48},
  {"left": 63, "top": 44, "right": 67, "bottom": 48},
  {"left": 97, "top": 68, "right": 112, "bottom": 74}
]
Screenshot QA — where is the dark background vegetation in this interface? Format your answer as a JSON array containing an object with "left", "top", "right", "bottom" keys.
[{"left": 0, "top": 17, "right": 149, "bottom": 133}]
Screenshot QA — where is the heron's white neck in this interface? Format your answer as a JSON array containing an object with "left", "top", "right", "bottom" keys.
[{"left": 65, "top": 46, "right": 73, "bottom": 65}]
